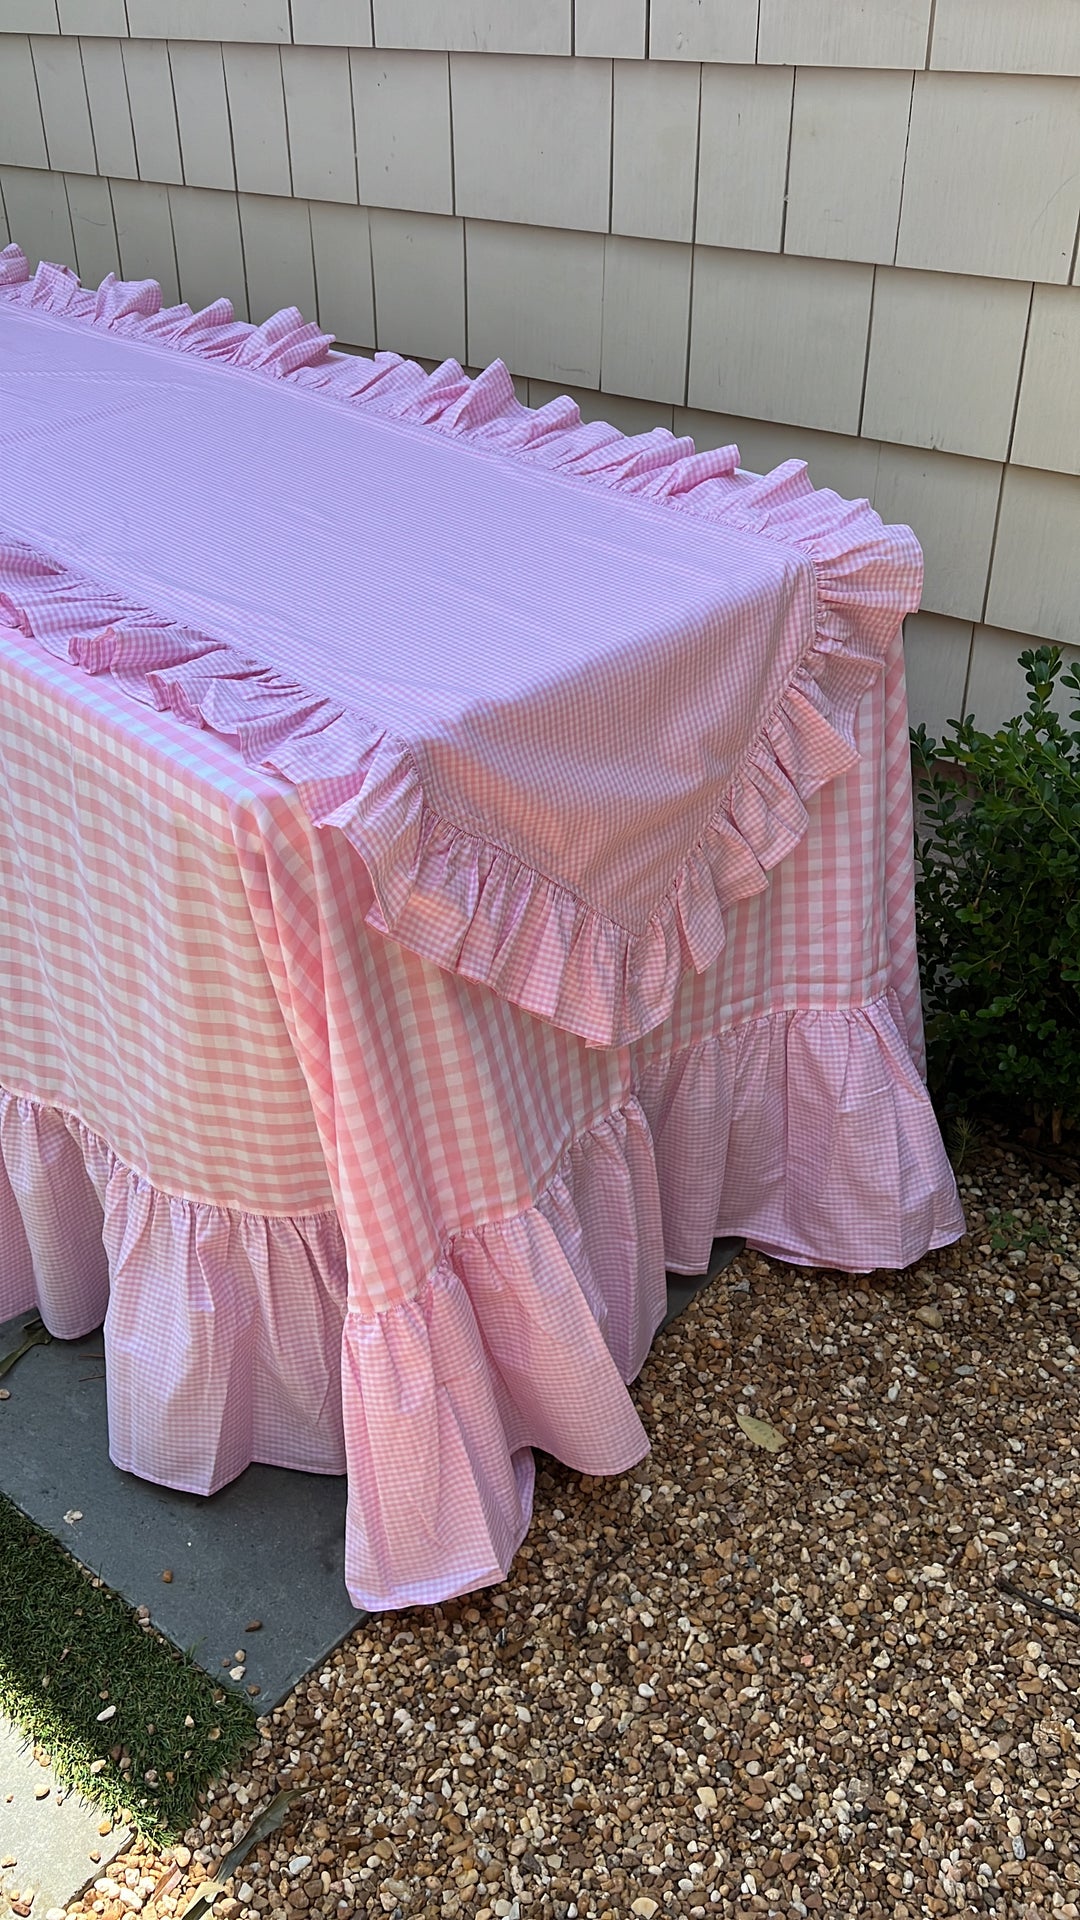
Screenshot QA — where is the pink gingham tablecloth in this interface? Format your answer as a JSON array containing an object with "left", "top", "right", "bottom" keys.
[{"left": 0, "top": 248, "right": 964, "bottom": 1609}]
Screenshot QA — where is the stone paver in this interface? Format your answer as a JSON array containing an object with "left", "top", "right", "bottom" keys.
[{"left": 0, "top": 1711, "right": 132, "bottom": 1917}]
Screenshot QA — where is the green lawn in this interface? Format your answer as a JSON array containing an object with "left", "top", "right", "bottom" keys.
[{"left": 0, "top": 1494, "right": 254, "bottom": 1841}]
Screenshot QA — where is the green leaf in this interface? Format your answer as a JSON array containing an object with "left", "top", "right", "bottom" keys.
[
  {"left": 911, "top": 645, "right": 1080, "bottom": 1132},
  {"left": 736, "top": 1411, "right": 787, "bottom": 1453}
]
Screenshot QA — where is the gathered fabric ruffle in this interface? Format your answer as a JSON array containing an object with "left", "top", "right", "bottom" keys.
[
  {"left": 0, "top": 1083, "right": 667, "bottom": 1607},
  {"left": 340, "top": 1101, "right": 666, "bottom": 1609},
  {"left": 0, "top": 248, "right": 924, "bottom": 1047},
  {"left": 0, "top": 981, "right": 963, "bottom": 1608},
  {"left": 635, "top": 992, "right": 966, "bottom": 1277},
  {"left": 0, "top": 1086, "right": 350, "bottom": 1490}
]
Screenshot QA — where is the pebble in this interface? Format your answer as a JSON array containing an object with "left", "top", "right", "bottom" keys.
[{"left": 54, "top": 1141, "right": 1080, "bottom": 1920}]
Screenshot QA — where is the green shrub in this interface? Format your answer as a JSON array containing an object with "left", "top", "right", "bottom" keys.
[{"left": 911, "top": 644, "right": 1080, "bottom": 1142}]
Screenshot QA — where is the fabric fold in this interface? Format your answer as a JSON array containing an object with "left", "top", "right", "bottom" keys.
[
  {"left": 0, "top": 250, "right": 925, "bottom": 1047},
  {"left": 341, "top": 1101, "right": 665, "bottom": 1609},
  {"left": 637, "top": 993, "right": 966, "bottom": 1277},
  {"left": 0, "top": 993, "right": 962, "bottom": 1610},
  {"left": 0, "top": 1083, "right": 667, "bottom": 1609}
]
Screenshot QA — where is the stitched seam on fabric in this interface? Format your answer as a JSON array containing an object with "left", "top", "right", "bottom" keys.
[
  {"left": 634, "top": 992, "right": 905, "bottom": 1075},
  {"left": 1, "top": 527, "right": 866, "bottom": 951},
  {"left": 454, "top": 1101, "right": 643, "bottom": 1250},
  {"left": 0, "top": 1079, "right": 341, "bottom": 1223},
  {"left": 342, "top": 1097, "right": 650, "bottom": 1320}
]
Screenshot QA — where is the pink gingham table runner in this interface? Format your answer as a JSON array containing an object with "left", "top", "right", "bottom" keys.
[
  {"left": 0, "top": 247, "right": 921, "bottom": 1048},
  {"left": 0, "top": 248, "right": 964, "bottom": 1608}
]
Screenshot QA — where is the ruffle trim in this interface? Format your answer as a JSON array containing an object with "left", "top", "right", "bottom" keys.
[
  {"left": 0, "top": 248, "right": 924, "bottom": 1047},
  {"left": 340, "top": 1100, "right": 666, "bottom": 1609},
  {"left": 0, "top": 983, "right": 964, "bottom": 1608},
  {"left": 636, "top": 992, "right": 966, "bottom": 1277},
  {"left": 0, "top": 1084, "right": 350, "bottom": 1486},
  {"left": 0, "top": 1081, "right": 665, "bottom": 1608}
]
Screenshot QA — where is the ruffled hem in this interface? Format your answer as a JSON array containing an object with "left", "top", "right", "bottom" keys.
[
  {"left": 0, "top": 249, "right": 923, "bottom": 1047},
  {"left": 0, "top": 990, "right": 957, "bottom": 1605},
  {"left": 340, "top": 1102, "right": 666, "bottom": 1609},
  {"left": 0, "top": 1085, "right": 351, "bottom": 1489},
  {"left": 638, "top": 991, "right": 966, "bottom": 1276},
  {"left": 0, "top": 1082, "right": 667, "bottom": 1608},
  {"left": 0, "top": 985, "right": 963, "bottom": 1607}
]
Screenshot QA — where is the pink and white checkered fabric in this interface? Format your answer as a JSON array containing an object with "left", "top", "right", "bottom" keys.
[
  {"left": 0, "top": 246, "right": 963, "bottom": 1609},
  {"left": 0, "top": 613, "right": 963, "bottom": 1606},
  {"left": 0, "top": 249, "right": 924, "bottom": 1047}
]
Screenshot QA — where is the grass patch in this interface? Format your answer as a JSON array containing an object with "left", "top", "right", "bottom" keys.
[{"left": 0, "top": 1493, "right": 255, "bottom": 1842}]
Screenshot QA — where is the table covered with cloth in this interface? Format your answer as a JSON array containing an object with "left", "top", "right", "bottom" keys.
[{"left": 0, "top": 246, "right": 964, "bottom": 1610}]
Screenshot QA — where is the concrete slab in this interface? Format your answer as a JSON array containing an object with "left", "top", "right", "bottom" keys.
[
  {"left": 0, "top": 1711, "right": 132, "bottom": 1917},
  {"left": 0, "top": 1313, "right": 366, "bottom": 1714}
]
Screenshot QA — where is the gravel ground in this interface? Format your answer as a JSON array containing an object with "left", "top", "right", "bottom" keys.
[{"left": 61, "top": 1139, "right": 1080, "bottom": 1920}]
